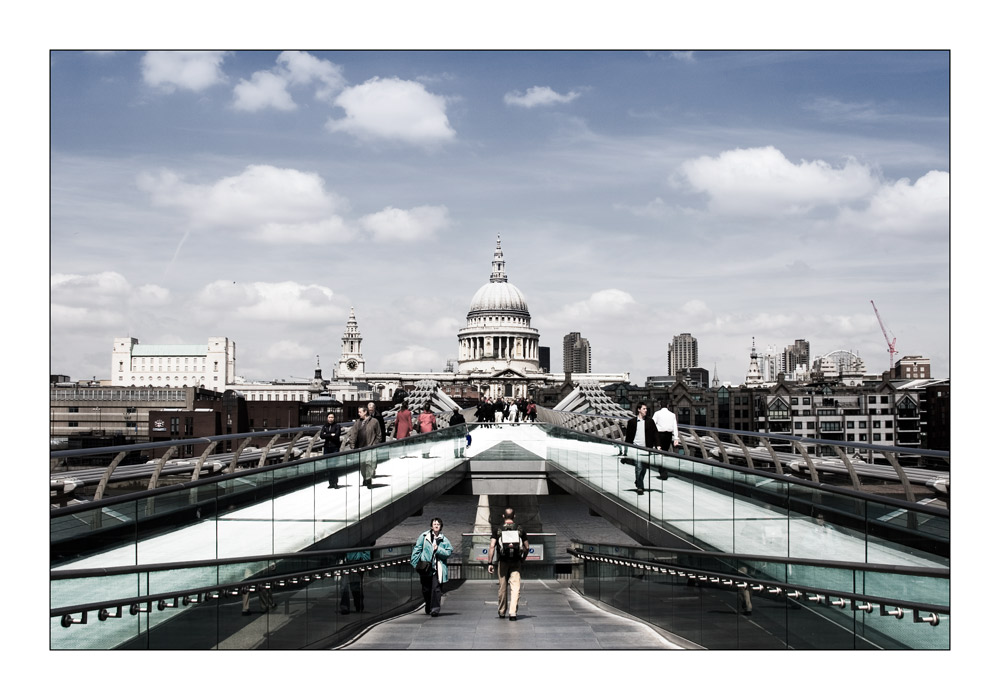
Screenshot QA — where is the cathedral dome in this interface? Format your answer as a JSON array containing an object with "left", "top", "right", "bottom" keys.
[
  {"left": 457, "top": 235, "right": 540, "bottom": 376},
  {"left": 469, "top": 280, "right": 529, "bottom": 315}
]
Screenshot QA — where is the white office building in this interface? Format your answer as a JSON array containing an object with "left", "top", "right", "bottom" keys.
[{"left": 112, "top": 337, "right": 236, "bottom": 393}]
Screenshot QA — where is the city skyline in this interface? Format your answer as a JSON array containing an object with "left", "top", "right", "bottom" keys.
[{"left": 50, "top": 50, "right": 950, "bottom": 386}]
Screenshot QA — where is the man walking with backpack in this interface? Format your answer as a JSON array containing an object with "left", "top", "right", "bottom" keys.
[{"left": 487, "top": 507, "right": 528, "bottom": 621}]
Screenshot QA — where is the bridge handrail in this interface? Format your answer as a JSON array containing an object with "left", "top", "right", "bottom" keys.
[
  {"left": 49, "top": 422, "right": 471, "bottom": 518},
  {"left": 567, "top": 540, "right": 950, "bottom": 575},
  {"left": 567, "top": 545, "right": 949, "bottom": 617},
  {"left": 542, "top": 408, "right": 949, "bottom": 459},
  {"left": 51, "top": 544, "right": 411, "bottom": 582},
  {"left": 49, "top": 426, "right": 323, "bottom": 460},
  {"left": 536, "top": 422, "right": 950, "bottom": 518},
  {"left": 51, "top": 545, "right": 415, "bottom": 624},
  {"left": 539, "top": 408, "right": 948, "bottom": 503}
]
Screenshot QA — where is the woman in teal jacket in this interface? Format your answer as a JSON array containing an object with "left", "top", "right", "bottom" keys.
[{"left": 411, "top": 517, "right": 453, "bottom": 616}]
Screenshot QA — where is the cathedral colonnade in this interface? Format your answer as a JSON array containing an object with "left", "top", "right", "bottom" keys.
[{"left": 459, "top": 335, "right": 539, "bottom": 362}]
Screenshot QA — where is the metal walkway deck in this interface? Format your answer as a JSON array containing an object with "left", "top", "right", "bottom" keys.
[{"left": 336, "top": 580, "right": 686, "bottom": 650}]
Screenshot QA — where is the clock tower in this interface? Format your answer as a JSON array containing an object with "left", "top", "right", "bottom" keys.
[{"left": 337, "top": 307, "right": 365, "bottom": 378}]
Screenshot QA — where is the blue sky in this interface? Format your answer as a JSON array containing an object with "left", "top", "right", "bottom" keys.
[{"left": 49, "top": 49, "right": 950, "bottom": 385}]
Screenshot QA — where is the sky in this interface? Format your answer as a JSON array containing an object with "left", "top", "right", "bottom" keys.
[{"left": 49, "top": 49, "right": 949, "bottom": 387}]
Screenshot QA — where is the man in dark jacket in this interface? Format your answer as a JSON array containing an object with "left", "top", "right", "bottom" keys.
[
  {"left": 348, "top": 406, "right": 382, "bottom": 488},
  {"left": 320, "top": 413, "right": 342, "bottom": 489},
  {"left": 624, "top": 402, "right": 659, "bottom": 495},
  {"left": 367, "top": 402, "right": 387, "bottom": 443}
]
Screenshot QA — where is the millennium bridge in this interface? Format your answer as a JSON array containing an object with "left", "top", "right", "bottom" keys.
[{"left": 50, "top": 406, "right": 949, "bottom": 650}]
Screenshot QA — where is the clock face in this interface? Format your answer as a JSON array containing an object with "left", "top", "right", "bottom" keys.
[{"left": 347, "top": 359, "right": 358, "bottom": 370}]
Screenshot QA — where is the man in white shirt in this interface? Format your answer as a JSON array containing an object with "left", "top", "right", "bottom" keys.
[
  {"left": 624, "top": 402, "right": 659, "bottom": 494},
  {"left": 652, "top": 402, "right": 680, "bottom": 480}
]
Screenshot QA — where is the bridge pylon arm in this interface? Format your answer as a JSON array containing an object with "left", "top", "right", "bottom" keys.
[
  {"left": 733, "top": 435, "right": 756, "bottom": 471},
  {"left": 227, "top": 437, "right": 254, "bottom": 473},
  {"left": 258, "top": 435, "right": 281, "bottom": 468},
  {"left": 147, "top": 446, "right": 178, "bottom": 491},
  {"left": 282, "top": 432, "right": 305, "bottom": 463},
  {"left": 880, "top": 450, "right": 916, "bottom": 503},
  {"left": 706, "top": 432, "right": 730, "bottom": 465},
  {"left": 305, "top": 430, "right": 321, "bottom": 457},
  {"left": 831, "top": 445, "right": 864, "bottom": 492},
  {"left": 94, "top": 451, "right": 128, "bottom": 501},
  {"left": 191, "top": 441, "right": 218, "bottom": 482},
  {"left": 760, "top": 437, "right": 786, "bottom": 476},
  {"left": 793, "top": 442, "right": 820, "bottom": 483}
]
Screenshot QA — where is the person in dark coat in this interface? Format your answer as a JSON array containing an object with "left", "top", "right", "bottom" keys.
[
  {"left": 623, "top": 402, "right": 660, "bottom": 495},
  {"left": 320, "top": 413, "right": 342, "bottom": 489},
  {"left": 347, "top": 406, "right": 382, "bottom": 488},
  {"left": 367, "top": 402, "right": 386, "bottom": 443}
]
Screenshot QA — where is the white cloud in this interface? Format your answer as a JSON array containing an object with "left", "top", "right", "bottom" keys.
[
  {"left": 233, "top": 70, "right": 297, "bottom": 112},
  {"left": 138, "top": 164, "right": 352, "bottom": 243},
  {"left": 359, "top": 205, "right": 450, "bottom": 242},
  {"left": 381, "top": 345, "right": 444, "bottom": 372},
  {"left": 141, "top": 51, "right": 227, "bottom": 92},
  {"left": 231, "top": 52, "right": 347, "bottom": 112},
  {"left": 51, "top": 303, "right": 125, "bottom": 331},
  {"left": 681, "top": 299, "right": 711, "bottom": 316},
  {"left": 52, "top": 271, "right": 170, "bottom": 307},
  {"left": 504, "top": 86, "right": 581, "bottom": 108},
  {"left": 675, "top": 146, "right": 879, "bottom": 216},
  {"left": 52, "top": 271, "right": 130, "bottom": 303},
  {"left": 838, "top": 170, "right": 949, "bottom": 235},
  {"left": 134, "top": 284, "right": 172, "bottom": 306},
  {"left": 276, "top": 51, "right": 345, "bottom": 102},
  {"left": 195, "top": 280, "right": 344, "bottom": 323},
  {"left": 255, "top": 216, "right": 357, "bottom": 244},
  {"left": 547, "top": 289, "right": 637, "bottom": 324},
  {"left": 325, "top": 77, "right": 455, "bottom": 146},
  {"left": 50, "top": 272, "right": 171, "bottom": 331}
]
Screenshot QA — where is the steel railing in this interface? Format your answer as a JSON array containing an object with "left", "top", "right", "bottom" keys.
[{"left": 537, "top": 407, "right": 949, "bottom": 503}]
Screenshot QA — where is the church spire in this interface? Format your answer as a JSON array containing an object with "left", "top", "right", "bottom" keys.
[
  {"left": 745, "top": 337, "right": 763, "bottom": 386},
  {"left": 490, "top": 234, "right": 508, "bottom": 283},
  {"left": 337, "top": 307, "right": 364, "bottom": 377}
]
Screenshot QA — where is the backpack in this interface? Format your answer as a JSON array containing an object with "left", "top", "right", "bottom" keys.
[{"left": 497, "top": 524, "right": 524, "bottom": 561}]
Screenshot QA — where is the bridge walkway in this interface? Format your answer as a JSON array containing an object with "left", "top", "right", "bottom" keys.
[{"left": 336, "top": 579, "right": 684, "bottom": 650}]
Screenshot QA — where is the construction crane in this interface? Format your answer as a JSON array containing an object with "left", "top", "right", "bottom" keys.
[{"left": 870, "top": 300, "right": 897, "bottom": 369}]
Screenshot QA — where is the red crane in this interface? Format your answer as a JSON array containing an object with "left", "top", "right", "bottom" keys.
[{"left": 870, "top": 300, "right": 897, "bottom": 369}]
